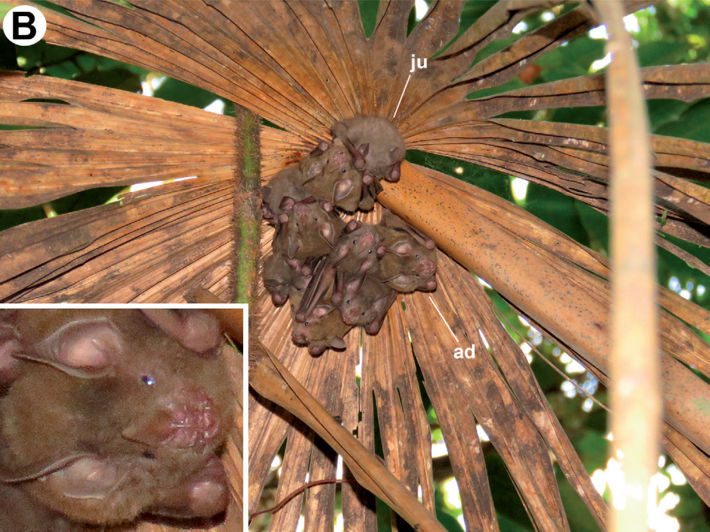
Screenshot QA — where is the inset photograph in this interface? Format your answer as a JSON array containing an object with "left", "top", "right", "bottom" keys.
[{"left": 0, "top": 306, "right": 245, "bottom": 532}]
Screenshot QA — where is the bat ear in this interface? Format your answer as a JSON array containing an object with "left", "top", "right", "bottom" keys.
[
  {"left": 279, "top": 197, "right": 295, "bottom": 211},
  {"left": 0, "top": 452, "right": 95, "bottom": 484},
  {"left": 426, "top": 279, "right": 437, "bottom": 291},
  {"left": 353, "top": 156, "right": 366, "bottom": 171},
  {"left": 287, "top": 233, "right": 299, "bottom": 260},
  {"left": 302, "top": 159, "right": 322, "bottom": 179},
  {"left": 386, "top": 162, "right": 401, "bottom": 182},
  {"left": 319, "top": 223, "right": 337, "bottom": 245},
  {"left": 391, "top": 241, "right": 412, "bottom": 256},
  {"left": 312, "top": 305, "right": 332, "bottom": 319},
  {"left": 44, "top": 456, "right": 121, "bottom": 500},
  {"left": 318, "top": 140, "right": 330, "bottom": 152},
  {"left": 141, "top": 310, "right": 222, "bottom": 355},
  {"left": 148, "top": 456, "right": 228, "bottom": 519},
  {"left": 344, "top": 279, "right": 360, "bottom": 293},
  {"left": 321, "top": 201, "right": 334, "bottom": 212},
  {"left": 271, "top": 293, "right": 287, "bottom": 306},
  {"left": 365, "top": 319, "right": 385, "bottom": 335},
  {"left": 18, "top": 320, "right": 119, "bottom": 378},
  {"left": 328, "top": 337, "right": 346, "bottom": 350},
  {"left": 309, "top": 344, "right": 327, "bottom": 356},
  {"left": 358, "top": 143, "right": 369, "bottom": 156}
]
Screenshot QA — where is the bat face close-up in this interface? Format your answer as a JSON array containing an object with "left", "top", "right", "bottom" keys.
[{"left": 0, "top": 308, "right": 239, "bottom": 529}]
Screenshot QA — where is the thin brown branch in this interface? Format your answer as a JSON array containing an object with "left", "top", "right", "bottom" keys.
[{"left": 248, "top": 478, "right": 354, "bottom": 524}]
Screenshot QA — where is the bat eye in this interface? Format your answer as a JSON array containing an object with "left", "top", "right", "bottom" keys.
[
  {"left": 143, "top": 450, "right": 156, "bottom": 459},
  {"left": 368, "top": 249, "right": 372, "bottom": 254},
  {"left": 141, "top": 375, "right": 156, "bottom": 386},
  {"left": 415, "top": 254, "right": 420, "bottom": 259},
  {"left": 341, "top": 168, "right": 346, "bottom": 173},
  {"left": 304, "top": 321, "right": 309, "bottom": 327}
]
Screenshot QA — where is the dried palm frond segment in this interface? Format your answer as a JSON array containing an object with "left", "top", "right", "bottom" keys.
[{"left": 0, "top": 73, "right": 252, "bottom": 303}]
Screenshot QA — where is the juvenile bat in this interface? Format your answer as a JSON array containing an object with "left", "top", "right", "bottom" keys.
[
  {"left": 0, "top": 309, "right": 234, "bottom": 527},
  {"left": 300, "top": 138, "right": 362, "bottom": 212},
  {"left": 331, "top": 116, "right": 406, "bottom": 182},
  {"left": 262, "top": 166, "right": 308, "bottom": 225},
  {"left": 338, "top": 274, "right": 397, "bottom": 335}
]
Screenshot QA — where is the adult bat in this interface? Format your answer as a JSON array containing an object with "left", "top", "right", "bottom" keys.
[{"left": 377, "top": 211, "right": 437, "bottom": 293}]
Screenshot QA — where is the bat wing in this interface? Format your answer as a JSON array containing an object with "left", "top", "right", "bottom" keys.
[{"left": 295, "top": 257, "right": 333, "bottom": 322}]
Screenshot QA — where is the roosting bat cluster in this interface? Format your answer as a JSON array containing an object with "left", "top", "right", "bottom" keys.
[
  {"left": 0, "top": 309, "right": 234, "bottom": 529},
  {"left": 262, "top": 116, "right": 438, "bottom": 355}
]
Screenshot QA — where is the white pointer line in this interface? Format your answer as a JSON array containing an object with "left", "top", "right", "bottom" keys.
[
  {"left": 429, "top": 295, "right": 459, "bottom": 343},
  {"left": 392, "top": 73, "right": 412, "bottom": 119}
]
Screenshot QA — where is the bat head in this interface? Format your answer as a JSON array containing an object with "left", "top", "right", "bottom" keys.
[{"left": 0, "top": 310, "right": 234, "bottom": 525}]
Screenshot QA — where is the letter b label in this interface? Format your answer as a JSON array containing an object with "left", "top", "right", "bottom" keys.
[{"left": 3, "top": 6, "right": 47, "bottom": 46}]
